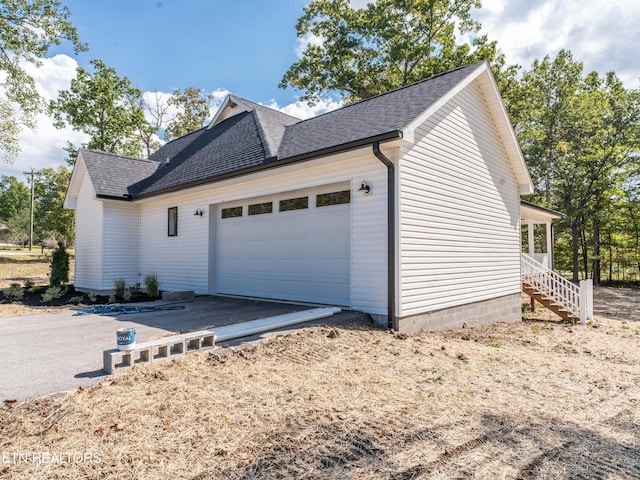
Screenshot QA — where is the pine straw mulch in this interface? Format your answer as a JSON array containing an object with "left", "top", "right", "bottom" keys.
[{"left": 1, "top": 313, "right": 639, "bottom": 479}]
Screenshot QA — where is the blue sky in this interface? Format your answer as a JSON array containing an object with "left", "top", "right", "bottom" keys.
[
  {"left": 50, "top": 0, "right": 307, "bottom": 106},
  {"left": 2, "top": 0, "right": 640, "bottom": 181}
]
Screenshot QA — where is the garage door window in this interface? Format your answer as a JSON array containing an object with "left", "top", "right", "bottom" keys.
[
  {"left": 248, "top": 202, "right": 273, "bottom": 215},
  {"left": 221, "top": 206, "right": 243, "bottom": 219},
  {"left": 317, "top": 190, "right": 351, "bottom": 207},
  {"left": 279, "top": 196, "right": 308, "bottom": 212}
]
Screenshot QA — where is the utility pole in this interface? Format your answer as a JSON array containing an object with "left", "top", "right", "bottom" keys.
[{"left": 22, "top": 168, "right": 41, "bottom": 252}]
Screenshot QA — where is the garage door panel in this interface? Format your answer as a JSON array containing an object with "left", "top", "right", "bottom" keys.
[
  {"left": 312, "top": 237, "right": 350, "bottom": 254},
  {"left": 216, "top": 187, "right": 350, "bottom": 306},
  {"left": 276, "top": 219, "right": 311, "bottom": 236}
]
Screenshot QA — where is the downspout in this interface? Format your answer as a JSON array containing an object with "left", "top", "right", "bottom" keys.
[{"left": 372, "top": 143, "right": 395, "bottom": 329}]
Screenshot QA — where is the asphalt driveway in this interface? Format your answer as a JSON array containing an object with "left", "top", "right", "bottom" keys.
[{"left": 1, "top": 296, "right": 367, "bottom": 401}]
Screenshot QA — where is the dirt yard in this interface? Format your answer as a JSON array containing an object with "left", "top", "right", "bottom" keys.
[{"left": 1, "top": 288, "right": 638, "bottom": 479}]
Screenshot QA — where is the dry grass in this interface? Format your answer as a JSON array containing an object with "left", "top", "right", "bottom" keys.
[
  {"left": 1, "top": 293, "right": 639, "bottom": 479},
  {"left": 0, "top": 255, "right": 51, "bottom": 289}
]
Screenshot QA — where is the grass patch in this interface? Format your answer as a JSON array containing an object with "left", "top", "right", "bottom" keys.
[{"left": 0, "top": 254, "right": 74, "bottom": 288}]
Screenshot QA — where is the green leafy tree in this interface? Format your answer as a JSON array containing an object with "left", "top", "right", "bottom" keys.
[
  {"left": 0, "top": 175, "right": 30, "bottom": 221},
  {"left": 514, "top": 51, "right": 640, "bottom": 281},
  {"left": 49, "top": 59, "right": 148, "bottom": 158},
  {"left": 0, "top": 0, "right": 86, "bottom": 162},
  {"left": 34, "top": 166, "right": 74, "bottom": 245},
  {"left": 0, "top": 175, "right": 30, "bottom": 243},
  {"left": 280, "top": 0, "right": 513, "bottom": 104},
  {"left": 164, "top": 87, "right": 215, "bottom": 140}
]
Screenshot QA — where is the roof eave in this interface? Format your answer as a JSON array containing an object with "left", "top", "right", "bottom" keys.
[
  {"left": 132, "top": 130, "right": 403, "bottom": 200},
  {"left": 520, "top": 200, "right": 565, "bottom": 219}
]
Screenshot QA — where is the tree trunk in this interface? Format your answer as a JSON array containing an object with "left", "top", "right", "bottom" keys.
[
  {"left": 571, "top": 220, "right": 580, "bottom": 282},
  {"left": 580, "top": 225, "right": 589, "bottom": 280},
  {"left": 593, "top": 212, "right": 600, "bottom": 285},
  {"left": 608, "top": 230, "right": 613, "bottom": 282}
]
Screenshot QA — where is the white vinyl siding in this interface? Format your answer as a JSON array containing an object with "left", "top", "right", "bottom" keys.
[
  {"left": 102, "top": 202, "right": 140, "bottom": 288},
  {"left": 137, "top": 151, "right": 388, "bottom": 316},
  {"left": 139, "top": 197, "right": 209, "bottom": 293},
  {"left": 398, "top": 79, "right": 521, "bottom": 317},
  {"left": 74, "top": 171, "right": 103, "bottom": 290}
]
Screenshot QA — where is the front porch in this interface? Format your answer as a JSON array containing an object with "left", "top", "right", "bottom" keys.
[{"left": 520, "top": 201, "right": 593, "bottom": 323}]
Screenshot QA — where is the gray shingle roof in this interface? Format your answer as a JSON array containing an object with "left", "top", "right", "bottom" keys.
[
  {"left": 277, "top": 62, "right": 482, "bottom": 159},
  {"left": 130, "top": 109, "right": 274, "bottom": 196},
  {"left": 235, "top": 98, "right": 300, "bottom": 158},
  {"left": 79, "top": 62, "right": 484, "bottom": 199},
  {"left": 80, "top": 149, "right": 160, "bottom": 198}
]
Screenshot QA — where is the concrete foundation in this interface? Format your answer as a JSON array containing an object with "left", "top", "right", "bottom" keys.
[
  {"left": 394, "top": 293, "right": 521, "bottom": 334},
  {"left": 162, "top": 290, "right": 195, "bottom": 301}
]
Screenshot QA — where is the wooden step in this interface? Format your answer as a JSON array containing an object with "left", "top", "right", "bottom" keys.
[{"left": 523, "top": 283, "right": 579, "bottom": 321}]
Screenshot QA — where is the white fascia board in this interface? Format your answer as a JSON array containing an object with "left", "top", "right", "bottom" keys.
[
  {"left": 207, "top": 94, "right": 255, "bottom": 129},
  {"left": 63, "top": 151, "right": 87, "bottom": 209}
]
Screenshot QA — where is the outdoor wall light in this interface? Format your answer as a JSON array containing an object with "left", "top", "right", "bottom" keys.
[
  {"left": 357, "top": 181, "right": 371, "bottom": 194},
  {"left": 194, "top": 209, "right": 204, "bottom": 217}
]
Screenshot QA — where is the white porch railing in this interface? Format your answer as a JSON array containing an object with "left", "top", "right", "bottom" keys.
[{"left": 521, "top": 253, "right": 593, "bottom": 323}]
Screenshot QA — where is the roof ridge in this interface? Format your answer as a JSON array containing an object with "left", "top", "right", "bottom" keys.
[
  {"left": 248, "top": 110, "right": 271, "bottom": 159},
  {"left": 156, "top": 125, "right": 207, "bottom": 147},
  {"left": 81, "top": 148, "right": 160, "bottom": 164},
  {"left": 234, "top": 96, "right": 302, "bottom": 123},
  {"left": 288, "top": 61, "right": 486, "bottom": 126}
]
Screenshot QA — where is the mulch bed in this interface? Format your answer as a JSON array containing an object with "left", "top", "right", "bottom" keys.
[{"left": 0, "top": 285, "right": 155, "bottom": 308}]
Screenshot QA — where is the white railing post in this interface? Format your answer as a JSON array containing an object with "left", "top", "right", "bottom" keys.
[{"left": 580, "top": 279, "right": 593, "bottom": 321}]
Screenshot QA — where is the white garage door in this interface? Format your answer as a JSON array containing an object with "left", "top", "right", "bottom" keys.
[{"left": 216, "top": 185, "right": 351, "bottom": 306}]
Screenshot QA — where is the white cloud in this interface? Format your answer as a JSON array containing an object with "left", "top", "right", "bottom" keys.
[
  {"left": 474, "top": 0, "right": 640, "bottom": 86},
  {"left": 22, "top": 54, "right": 80, "bottom": 101},
  {"left": 265, "top": 97, "right": 342, "bottom": 120},
  {"left": 1, "top": 54, "right": 89, "bottom": 181}
]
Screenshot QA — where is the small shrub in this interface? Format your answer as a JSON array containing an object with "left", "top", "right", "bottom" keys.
[
  {"left": 49, "top": 242, "right": 70, "bottom": 287},
  {"left": 23, "top": 279, "right": 35, "bottom": 291},
  {"left": 69, "top": 295, "right": 85, "bottom": 305},
  {"left": 114, "top": 278, "right": 127, "bottom": 299},
  {"left": 87, "top": 292, "right": 97, "bottom": 303},
  {"left": 108, "top": 294, "right": 116, "bottom": 304},
  {"left": 123, "top": 287, "right": 132, "bottom": 302},
  {"left": 3, "top": 283, "right": 24, "bottom": 300},
  {"left": 144, "top": 273, "right": 160, "bottom": 299},
  {"left": 41, "top": 285, "right": 61, "bottom": 303}
]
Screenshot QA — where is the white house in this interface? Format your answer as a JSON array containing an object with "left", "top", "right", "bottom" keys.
[{"left": 65, "top": 61, "right": 536, "bottom": 333}]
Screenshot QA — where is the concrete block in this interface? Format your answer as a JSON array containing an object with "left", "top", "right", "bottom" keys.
[
  {"left": 168, "top": 339, "right": 186, "bottom": 356},
  {"left": 133, "top": 347, "right": 152, "bottom": 365},
  {"left": 103, "top": 349, "right": 132, "bottom": 374},
  {"left": 152, "top": 344, "right": 169, "bottom": 361},
  {"left": 161, "top": 290, "right": 195, "bottom": 301}
]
